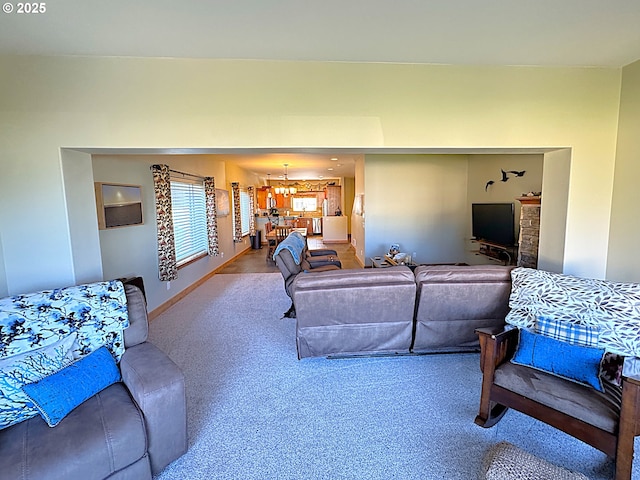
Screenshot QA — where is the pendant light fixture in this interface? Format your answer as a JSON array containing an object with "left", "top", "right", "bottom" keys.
[{"left": 275, "top": 164, "right": 297, "bottom": 197}]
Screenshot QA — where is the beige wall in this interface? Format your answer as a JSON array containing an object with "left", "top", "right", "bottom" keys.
[
  {"left": 361, "top": 153, "right": 545, "bottom": 267},
  {"left": 365, "top": 154, "right": 470, "bottom": 264},
  {"left": 466, "top": 154, "right": 544, "bottom": 264},
  {"left": 343, "top": 176, "right": 355, "bottom": 236},
  {"left": 351, "top": 157, "right": 366, "bottom": 265},
  {"left": 0, "top": 55, "right": 624, "bottom": 296},
  {"left": 607, "top": 59, "right": 640, "bottom": 282},
  {"left": 91, "top": 154, "right": 256, "bottom": 310}
]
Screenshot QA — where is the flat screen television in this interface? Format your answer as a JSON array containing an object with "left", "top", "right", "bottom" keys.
[{"left": 471, "top": 203, "right": 515, "bottom": 247}]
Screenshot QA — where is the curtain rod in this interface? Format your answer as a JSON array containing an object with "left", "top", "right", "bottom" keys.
[
  {"left": 151, "top": 164, "right": 206, "bottom": 181},
  {"left": 169, "top": 168, "right": 206, "bottom": 180}
]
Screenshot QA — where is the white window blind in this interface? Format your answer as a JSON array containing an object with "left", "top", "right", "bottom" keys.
[
  {"left": 239, "top": 189, "right": 250, "bottom": 236},
  {"left": 170, "top": 178, "right": 208, "bottom": 265}
]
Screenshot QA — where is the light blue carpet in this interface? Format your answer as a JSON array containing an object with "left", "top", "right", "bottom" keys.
[{"left": 149, "top": 273, "right": 630, "bottom": 480}]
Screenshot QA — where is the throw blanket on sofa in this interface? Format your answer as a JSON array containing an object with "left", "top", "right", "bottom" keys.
[
  {"left": 0, "top": 280, "right": 130, "bottom": 361},
  {"left": 273, "top": 231, "right": 306, "bottom": 264},
  {"left": 505, "top": 267, "right": 640, "bottom": 357}
]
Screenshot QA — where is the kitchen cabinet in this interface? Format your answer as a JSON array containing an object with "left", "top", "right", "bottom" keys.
[
  {"left": 257, "top": 187, "right": 276, "bottom": 210},
  {"left": 257, "top": 187, "right": 268, "bottom": 210},
  {"left": 274, "top": 193, "right": 291, "bottom": 209}
]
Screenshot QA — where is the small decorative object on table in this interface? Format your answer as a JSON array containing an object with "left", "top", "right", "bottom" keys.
[
  {"left": 389, "top": 243, "right": 400, "bottom": 256},
  {"left": 393, "top": 252, "right": 408, "bottom": 264}
]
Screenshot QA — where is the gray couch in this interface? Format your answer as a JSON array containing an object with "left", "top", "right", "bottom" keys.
[
  {"left": 274, "top": 234, "right": 342, "bottom": 299},
  {"left": 291, "top": 264, "right": 515, "bottom": 359},
  {"left": 293, "top": 266, "right": 417, "bottom": 358},
  {"left": 0, "top": 283, "right": 188, "bottom": 480},
  {"left": 412, "top": 264, "right": 514, "bottom": 352}
]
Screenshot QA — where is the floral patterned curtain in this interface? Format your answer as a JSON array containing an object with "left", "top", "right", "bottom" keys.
[
  {"left": 247, "top": 185, "right": 256, "bottom": 236},
  {"left": 231, "top": 182, "right": 243, "bottom": 243},
  {"left": 204, "top": 177, "right": 219, "bottom": 256},
  {"left": 151, "top": 164, "right": 178, "bottom": 281}
]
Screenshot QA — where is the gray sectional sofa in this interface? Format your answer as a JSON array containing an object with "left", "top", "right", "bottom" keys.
[{"left": 291, "top": 264, "right": 515, "bottom": 359}]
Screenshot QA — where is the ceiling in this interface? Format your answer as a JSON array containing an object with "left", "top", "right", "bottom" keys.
[
  {"left": 216, "top": 152, "right": 359, "bottom": 183},
  {"left": 6, "top": 0, "right": 640, "bottom": 180},
  {"left": 2, "top": 0, "right": 640, "bottom": 67}
]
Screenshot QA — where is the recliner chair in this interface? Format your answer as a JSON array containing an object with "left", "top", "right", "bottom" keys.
[{"left": 273, "top": 232, "right": 341, "bottom": 316}]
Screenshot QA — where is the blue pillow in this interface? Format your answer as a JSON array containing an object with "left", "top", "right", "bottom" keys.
[
  {"left": 512, "top": 329, "right": 605, "bottom": 392},
  {"left": 21, "top": 347, "right": 121, "bottom": 427}
]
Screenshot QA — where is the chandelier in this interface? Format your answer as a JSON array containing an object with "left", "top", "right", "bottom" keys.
[{"left": 274, "top": 164, "right": 297, "bottom": 197}]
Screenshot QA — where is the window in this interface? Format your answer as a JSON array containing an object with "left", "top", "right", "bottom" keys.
[
  {"left": 239, "top": 188, "right": 250, "bottom": 236},
  {"left": 292, "top": 196, "right": 318, "bottom": 212},
  {"left": 170, "top": 178, "right": 208, "bottom": 265}
]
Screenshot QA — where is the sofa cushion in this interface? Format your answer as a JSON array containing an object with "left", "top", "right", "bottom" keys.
[
  {"left": 292, "top": 267, "right": 416, "bottom": 358},
  {"left": 22, "top": 347, "right": 121, "bottom": 427},
  {"left": 506, "top": 267, "right": 640, "bottom": 357},
  {"left": 0, "top": 382, "right": 148, "bottom": 480},
  {"left": 511, "top": 329, "right": 605, "bottom": 392},
  {"left": 0, "top": 333, "right": 77, "bottom": 430},
  {"left": 412, "top": 265, "right": 514, "bottom": 351},
  {"left": 494, "top": 361, "right": 620, "bottom": 433}
]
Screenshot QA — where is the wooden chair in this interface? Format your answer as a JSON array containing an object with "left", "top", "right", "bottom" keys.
[
  {"left": 266, "top": 225, "right": 291, "bottom": 262},
  {"left": 475, "top": 326, "right": 640, "bottom": 480},
  {"left": 275, "top": 226, "right": 291, "bottom": 243}
]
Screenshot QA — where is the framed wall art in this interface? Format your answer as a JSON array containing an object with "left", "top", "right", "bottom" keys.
[{"left": 216, "top": 188, "right": 230, "bottom": 216}]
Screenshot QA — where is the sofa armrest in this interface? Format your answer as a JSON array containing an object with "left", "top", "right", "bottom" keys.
[
  {"left": 305, "top": 264, "right": 341, "bottom": 272},
  {"left": 307, "top": 248, "right": 338, "bottom": 257},
  {"left": 120, "top": 342, "right": 187, "bottom": 475}
]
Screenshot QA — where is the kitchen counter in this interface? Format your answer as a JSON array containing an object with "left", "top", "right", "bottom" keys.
[{"left": 322, "top": 216, "right": 348, "bottom": 243}]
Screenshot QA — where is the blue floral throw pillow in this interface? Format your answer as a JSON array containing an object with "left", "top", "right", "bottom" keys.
[
  {"left": 0, "top": 333, "right": 76, "bottom": 429},
  {"left": 512, "top": 329, "right": 605, "bottom": 392},
  {"left": 22, "top": 346, "right": 121, "bottom": 427}
]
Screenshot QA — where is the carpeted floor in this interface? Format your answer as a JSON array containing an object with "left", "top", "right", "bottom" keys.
[{"left": 149, "top": 273, "right": 629, "bottom": 480}]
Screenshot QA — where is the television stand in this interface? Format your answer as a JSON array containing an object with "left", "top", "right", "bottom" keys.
[{"left": 473, "top": 240, "right": 517, "bottom": 266}]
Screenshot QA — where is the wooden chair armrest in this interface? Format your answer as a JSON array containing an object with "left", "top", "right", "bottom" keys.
[
  {"left": 476, "top": 326, "right": 514, "bottom": 338},
  {"left": 476, "top": 325, "right": 519, "bottom": 373},
  {"left": 623, "top": 375, "right": 640, "bottom": 388}
]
